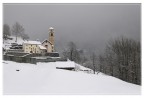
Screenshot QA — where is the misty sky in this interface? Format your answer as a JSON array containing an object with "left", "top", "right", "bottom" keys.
[{"left": 3, "top": 3, "right": 141, "bottom": 54}]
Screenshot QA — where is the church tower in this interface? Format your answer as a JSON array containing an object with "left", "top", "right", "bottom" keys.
[{"left": 49, "top": 27, "right": 54, "bottom": 51}]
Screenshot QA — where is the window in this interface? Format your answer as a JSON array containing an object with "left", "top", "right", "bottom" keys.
[
  {"left": 51, "top": 33, "right": 53, "bottom": 36},
  {"left": 45, "top": 45, "right": 48, "bottom": 48}
]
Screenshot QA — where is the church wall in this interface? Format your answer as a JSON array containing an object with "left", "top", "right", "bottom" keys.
[{"left": 42, "top": 42, "right": 52, "bottom": 52}]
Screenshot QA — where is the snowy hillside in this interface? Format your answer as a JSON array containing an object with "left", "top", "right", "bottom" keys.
[
  {"left": 3, "top": 36, "right": 25, "bottom": 44},
  {"left": 3, "top": 36, "right": 41, "bottom": 50},
  {"left": 3, "top": 61, "right": 141, "bottom": 95},
  {"left": 3, "top": 36, "right": 25, "bottom": 49}
]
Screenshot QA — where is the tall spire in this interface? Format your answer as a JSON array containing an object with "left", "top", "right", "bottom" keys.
[{"left": 49, "top": 27, "right": 54, "bottom": 52}]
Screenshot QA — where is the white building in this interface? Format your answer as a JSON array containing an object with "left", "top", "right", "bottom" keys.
[
  {"left": 42, "top": 39, "right": 53, "bottom": 52},
  {"left": 23, "top": 41, "right": 47, "bottom": 54},
  {"left": 22, "top": 27, "right": 55, "bottom": 54}
]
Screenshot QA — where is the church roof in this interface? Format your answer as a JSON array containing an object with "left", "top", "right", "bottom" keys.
[
  {"left": 49, "top": 27, "right": 54, "bottom": 30},
  {"left": 23, "top": 41, "right": 41, "bottom": 45},
  {"left": 42, "top": 39, "right": 52, "bottom": 45},
  {"left": 38, "top": 45, "right": 47, "bottom": 50}
]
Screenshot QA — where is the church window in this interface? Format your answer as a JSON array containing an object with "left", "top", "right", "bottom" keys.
[
  {"left": 51, "top": 33, "right": 53, "bottom": 36},
  {"left": 45, "top": 45, "right": 48, "bottom": 48}
]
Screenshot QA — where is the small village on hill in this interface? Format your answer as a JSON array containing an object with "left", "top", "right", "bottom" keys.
[
  {"left": 3, "top": 27, "right": 93, "bottom": 73},
  {"left": 3, "top": 4, "right": 141, "bottom": 95}
]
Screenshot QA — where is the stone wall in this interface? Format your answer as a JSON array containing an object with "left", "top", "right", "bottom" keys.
[
  {"left": 45, "top": 52, "right": 59, "bottom": 57},
  {"left": 3, "top": 52, "right": 66, "bottom": 64},
  {"left": 5, "top": 52, "right": 29, "bottom": 57}
]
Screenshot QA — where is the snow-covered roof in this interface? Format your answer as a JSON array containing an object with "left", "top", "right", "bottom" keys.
[
  {"left": 23, "top": 41, "right": 41, "bottom": 45},
  {"left": 56, "top": 61, "right": 75, "bottom": 68},
  {"left": 42, "top": 39, "right": 52, "bottom": 45},
  {"left": 38, "top": 45, "right": 47, "bottom": 50},
  {"left": 49, "top": 27, "right": 54, "bottom": 30}
]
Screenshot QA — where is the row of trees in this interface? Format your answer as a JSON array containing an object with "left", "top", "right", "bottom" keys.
[
  {"left": 62, "top": 36, "right": 141, "bottom": 85},
  {"left": 97, "top": 37, "right": 141, "bottom": 85},
  {"left": 3, "top": 22, "right": 29, "bottom": 41}
]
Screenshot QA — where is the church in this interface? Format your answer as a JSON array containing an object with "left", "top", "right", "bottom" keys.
[
  {"left": 42, "top": 27, "right": 55, "bottom": 52},
  {"left": 22, "top": 27, "right": 55, "bottom": 54}
]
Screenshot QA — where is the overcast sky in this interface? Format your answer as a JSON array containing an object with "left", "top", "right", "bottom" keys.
[{"left": 3, "top": 3, "right": 141, "bottom": 54}]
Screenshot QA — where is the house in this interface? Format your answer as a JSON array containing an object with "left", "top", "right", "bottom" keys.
[
  {"left": 23, "top": 41, "right": 47, "bottom": 54},
  {"left": 42, "top": 27, "right": 55, "bottom": 52}
]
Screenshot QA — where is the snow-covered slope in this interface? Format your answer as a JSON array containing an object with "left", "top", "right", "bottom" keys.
[
  {"left": 3, "top": 61, "right": 141, "bottom": 95},
  {"left": 3, "top": 36, "right": 25, "bottom": 49},
  {"left": 4, "top": 36, "right": 25, "bottom": 45}
]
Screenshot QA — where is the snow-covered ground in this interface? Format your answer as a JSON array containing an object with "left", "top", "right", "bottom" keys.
[
  {"left": 3, "top": 61, "right": 141, "bottom": 95},
  {"left": 3, "top": 36, "right": 25, "bottom": 49},
  {"left": 3, "top": 36, "right": 25, "bottom": 44}
]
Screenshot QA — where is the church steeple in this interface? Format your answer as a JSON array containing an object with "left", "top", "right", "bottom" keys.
[
  {"left": 49, "top": 27, "right": 54, "bottom": 51},
  {"left": 49, "top": 27, "right": 54, "bottom": 45}
]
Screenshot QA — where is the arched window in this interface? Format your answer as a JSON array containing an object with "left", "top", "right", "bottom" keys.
[
  {"left": 51, "top": 33, "right": 53, "bottom": 36},
  {"left": 45, "top": 45, "right": 48, "bottom": 48}
]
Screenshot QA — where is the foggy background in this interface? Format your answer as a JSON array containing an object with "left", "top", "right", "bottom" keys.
[{"left": 3, "top": 3, "right": 141, "bottom": 54}]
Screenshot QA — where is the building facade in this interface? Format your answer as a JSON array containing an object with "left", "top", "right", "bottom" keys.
[
  {"left": 23, "top": 27, "right": 55, "bottom": 54},
  {"left": 42, "top": 40, "right": 53, "bottom": 52},
  {"left": 23, "top": 41, "right": 47, "bottom": 54}
]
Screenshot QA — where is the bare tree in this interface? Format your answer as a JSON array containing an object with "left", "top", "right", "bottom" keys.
[
  {"left": 98, "top": 54, "right": 106, "bottom": 73},
  {"left": 68, "top": 42, "right": 77, "bottom": 61},
  {"left": 3, "top": 24, "right": 11, "bottom": 40},
  {"left": 90, "top": 52, "right": 97, "bottom": 74},
  {"left": 100, "top": 36, "right": 141, "bottom": 85},
  {"left": 21, "top": 33, "right": 29, "bottom": 40},
  {"left": 12, "top": 22, "right": 24, "bottom": 42},
  {"left": 62, "top": 42, "right": 82, "bottom": 64}
]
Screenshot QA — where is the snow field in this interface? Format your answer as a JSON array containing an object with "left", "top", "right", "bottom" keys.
[{"left": 3, "top": 61, "right": 141, "bottom": 95}]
